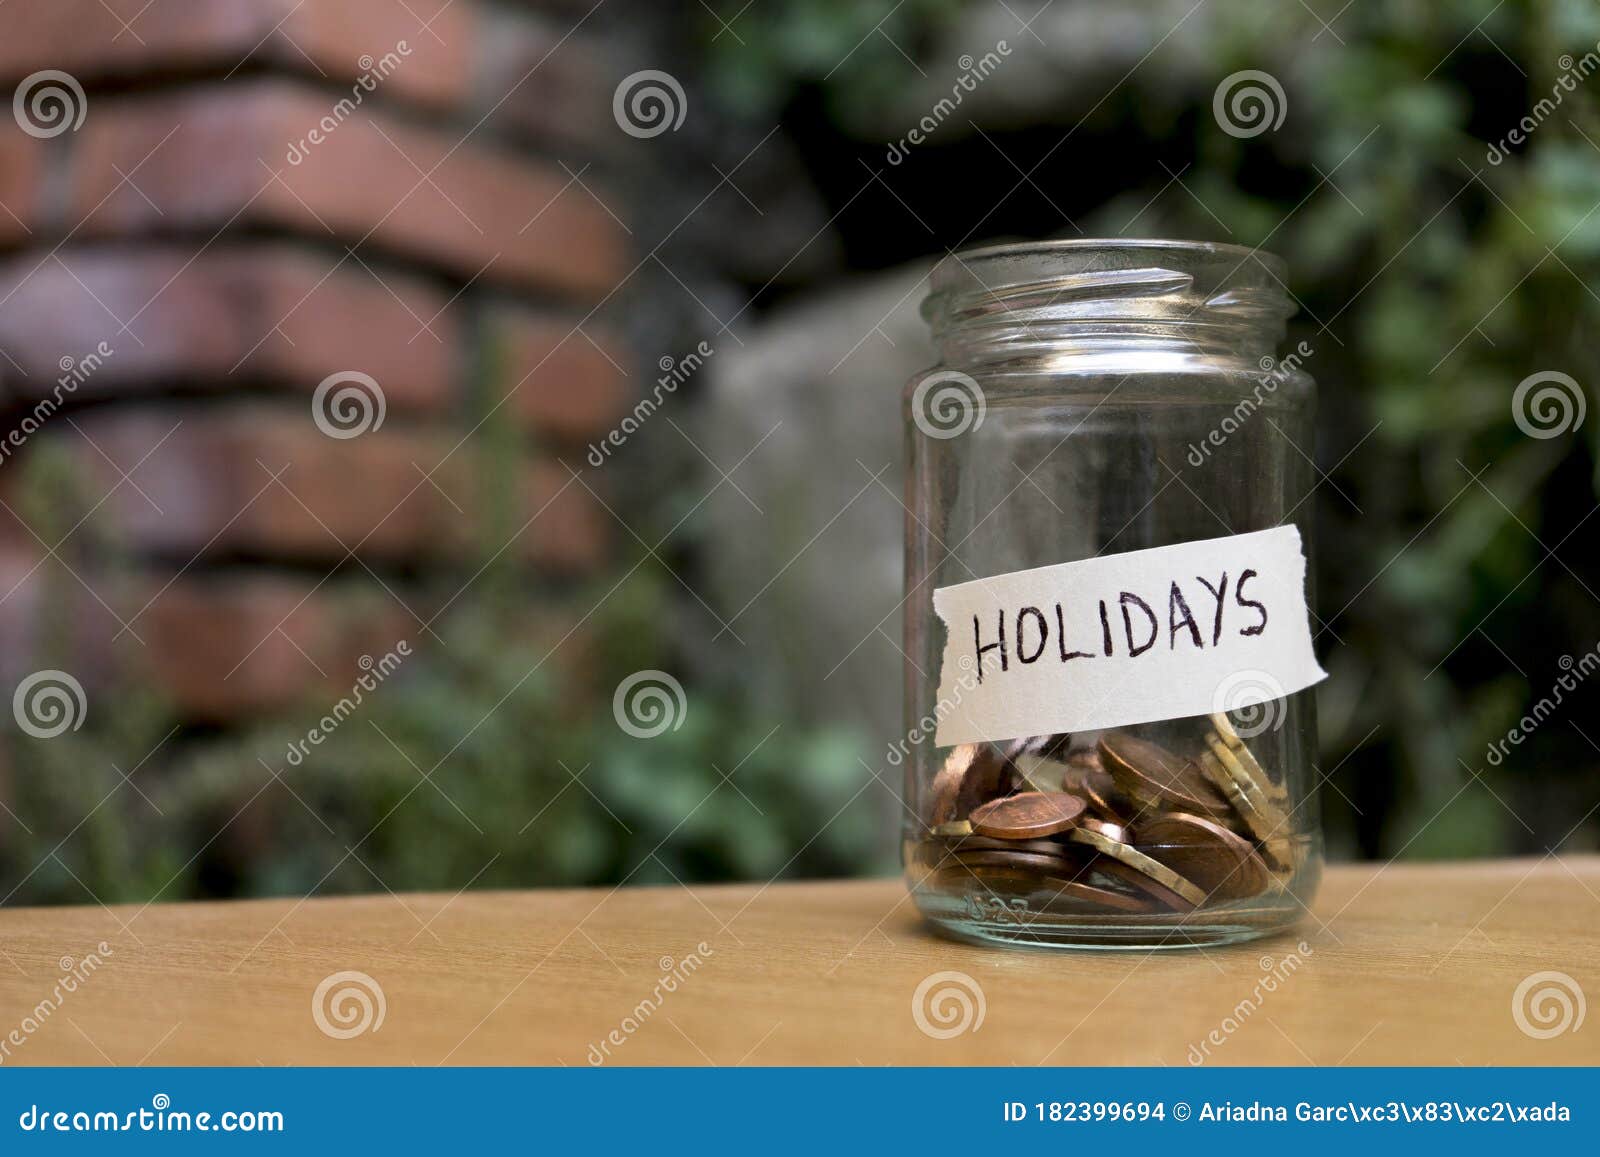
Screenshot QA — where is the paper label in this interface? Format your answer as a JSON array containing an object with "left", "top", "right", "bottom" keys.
[{"left": 931, "top": 526, "right": 1327, "bottom": 746}]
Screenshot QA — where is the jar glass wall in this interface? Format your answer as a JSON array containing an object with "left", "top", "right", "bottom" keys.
[{"left": 901, "top": 240, "right": 1323, "bottom": 950}]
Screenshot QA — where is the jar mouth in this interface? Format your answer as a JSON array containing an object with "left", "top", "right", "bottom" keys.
[
  {"left": 924, "top": 238, "right": 1294, "bottom": 364},
  {"left": 937, "top": 237, "right": 1284, "bottom": 270}
]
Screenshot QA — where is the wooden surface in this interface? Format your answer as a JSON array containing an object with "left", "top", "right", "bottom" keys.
[{"left": 1, "top": 858, "right": 1596, "bottom": 1066}]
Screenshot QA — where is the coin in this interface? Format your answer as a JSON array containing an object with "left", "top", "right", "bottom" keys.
[
  {"left": 945, "top": 834, "right": 1083, "bottom": 857},
  {"left": 1209, "top": 711, "right": 1245, "bottom": 749},
  {"left": 932, "top": 858, "right": 1158, "bottom": 914},
  {"left": 1209, "top": 715, "right": 1288, "bottom": 804},
  {"left": 1205, "top": 730, "right": 1287, "bottom": 808},
  {"left": 930, "top": 820, "right": 974, "bottom": 838},
  {"left": 1137, "top": 812, "right": 1271, "bottom": 901},
  {"left": 928, "top": 742, "right": 1014, "bottom": 824},
  {"left": 1045, "top": 879, "right": 1163, "bottom": 914},
  {"left": 1098, "top": 733, "right": 1232, "bottom": 820},
  {"left": 1060, "top": 751, "right": 1134, "bottom": 822},
  {"left": 1198, "top": 748, "right": 1290, "bottom": 846},
  {"left": 1068, "top": 817, "right": 1133, "bottom": 845},
  {"left": 953, "top": 849, "right": 1083, "bottom": 874},
  {"left": 1259, "top": 835, "right": 1303, "bottom": 876},
  {"left": 1068, "top": 819, "right": 1206, "bottom": 910},
  {"left": 968, "top": 791, "right": 1087, "bottom": 839}
]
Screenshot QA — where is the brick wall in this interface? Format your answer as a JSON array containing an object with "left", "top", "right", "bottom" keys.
[{"left": 0, "top": 0, "right": 631, "bottom": 723}]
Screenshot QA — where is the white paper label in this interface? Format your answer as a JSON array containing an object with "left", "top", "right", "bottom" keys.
[{"left": 931, "top": 526, "right": 1327, "bottom": 746}]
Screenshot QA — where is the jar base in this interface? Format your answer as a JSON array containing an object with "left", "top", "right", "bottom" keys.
[{"left": 913, "top": 887, "right": 1307, "bottom": 951}]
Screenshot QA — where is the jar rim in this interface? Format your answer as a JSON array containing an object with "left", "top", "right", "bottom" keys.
[
  {"left": 935, "top": 238, "right": 1286, "bottom": 283},
  {"left": 924, "top": 238, "right": 1294, "bottom": 360}
]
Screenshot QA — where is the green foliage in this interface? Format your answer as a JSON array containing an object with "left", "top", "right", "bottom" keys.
[
  {"left": 1, "top": 366, "right": 879, "bottom": 906},
  {"left": 703, "top": 0, "right": 966, "bottom": 123},
  {"left": 1, "top": 562, "right": 881, "bottom": 905},
  {"left": 701, "top": 0, "right": 1600, "bottom": 858}
]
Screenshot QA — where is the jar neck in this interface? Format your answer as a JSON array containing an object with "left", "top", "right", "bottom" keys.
[{"left": 923, "top": 241, "right": 1294, "bottom": 373}]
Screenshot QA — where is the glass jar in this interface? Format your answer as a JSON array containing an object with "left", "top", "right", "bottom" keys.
[{"left": 901, "top": 240, "right": 1324, "bottom": 950}]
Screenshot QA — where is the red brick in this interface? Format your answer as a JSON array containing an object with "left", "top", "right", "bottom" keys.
[
  {"left": 68, "top": 81, "right": 627, "bottom": 298},
  {"left": 0, "top": 0, "right": 470, "bottom": 110},
  {"left": 483, "top": 307, "right": 631, "bottom": 439},
  {"left": 0, "top": 245, "right": 460, "bottom": 410},
  {"left": 0, "top": 135, "right": 44, "bottom": 244},
  {"left": 50, "top": 406, "right": 609, "bottom": 572},
  {"left": 138, "top": 574, "right": 418, "bottom": 723},
  {"left": 0, "top": 543, "right": 596, "bottom": 722}
]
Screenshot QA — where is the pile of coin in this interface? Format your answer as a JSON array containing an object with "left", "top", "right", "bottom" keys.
[{"left": 912, "top": 714, "right": 1301, "bottom": 917}]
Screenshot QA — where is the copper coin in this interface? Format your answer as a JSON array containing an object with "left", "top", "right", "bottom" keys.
[
  {"left": 1068, "top": 820, "right": 1206, "bottom": 911},
  {"left": 1045, "top": 879, "right": 1162, "bottom": 914},
  {"left": 1098, "top": 732, "right": 1233, "bottom": 819},
  {"left": 953, "top": 849, "right": 1083, "bottom": 874},
  {"left": 968, "top": 791, "right": 1087, "bottom": 839},
  {"left": 932, "top": 864, "right": 1070, "bottom": 895},
  {"left": 1137, "top": 812, "right": 1271, "bottom": 900},
  {"left": 934, "top": 859, "right": 1153, "bottom": 914},
  {"left": 946, "top": 834, "right": 1082, "bottom": 857},
  {"left": 1061, "top": 755, "right": 1135, "bottom": 822},
  {"left": 928, "top": 743, "right": 1013, "bottom": 824}
]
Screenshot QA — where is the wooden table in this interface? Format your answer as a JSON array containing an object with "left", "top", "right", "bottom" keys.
[{"left": 1, "top": 858, "right": 1596, "bottom": 1065}]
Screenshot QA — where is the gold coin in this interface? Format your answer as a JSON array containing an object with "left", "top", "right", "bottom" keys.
[
  {"left": 1067, "top": 819, "right": 1207, "bottom": 910},
  {"left": 1198, "top": 748, "right": 1290, "bottom": 846},
  {"left": 1205, "top": 726, "right": 1286, "bottom": 805}
]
